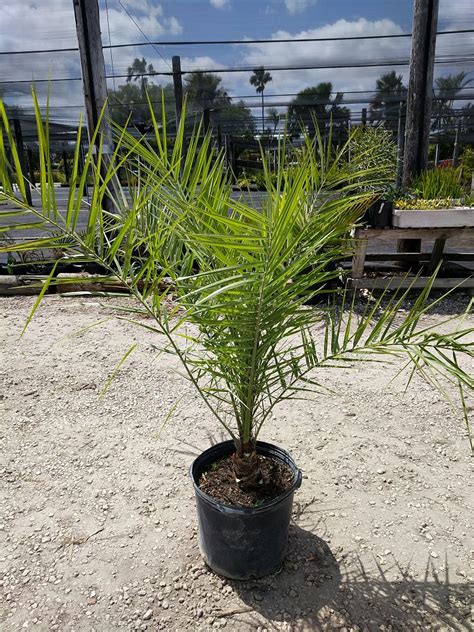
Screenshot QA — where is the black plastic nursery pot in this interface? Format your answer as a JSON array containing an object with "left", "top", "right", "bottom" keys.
[
  {"left": 190, "top": 440, "right": 302, "bottom": 580},
  {"left": 363, "top": 199, "right": 393, "bottom": 228}
]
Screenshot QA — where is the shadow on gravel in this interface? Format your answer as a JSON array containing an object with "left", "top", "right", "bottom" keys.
[{"left": 227, "top": 523, "right": 470, "bottom": 631}]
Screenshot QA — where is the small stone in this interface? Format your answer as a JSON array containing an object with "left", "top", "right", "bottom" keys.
[
  {"left": 430, "top": 552, "right": 439, "bottom": 559},
  {"left": 143, "top": 609, "right": 153, "bottom": 621}
]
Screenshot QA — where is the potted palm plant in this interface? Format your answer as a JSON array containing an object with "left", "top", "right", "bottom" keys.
[{"left": 0, "top": 98, "right": 472, "bottom": 580}]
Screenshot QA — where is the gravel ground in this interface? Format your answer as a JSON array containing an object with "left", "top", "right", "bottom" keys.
[{"left": 0, "top": 293, "right": 473, "bottom": 632}]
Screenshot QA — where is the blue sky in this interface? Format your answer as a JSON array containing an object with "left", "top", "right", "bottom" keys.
[
  {"left": 0, "top": 0, "right": 472, "bottom": 121},
  {"left": 164, "top": 0, "right": 415, "bottom": 41}
]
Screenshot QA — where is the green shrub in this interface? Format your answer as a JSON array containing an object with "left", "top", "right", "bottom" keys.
[
  {"left": 412, "top": 167, "right": 464, "bottom": 199},
  {"left": 349, "top": 125, "right": 397, "bottom": 193}
]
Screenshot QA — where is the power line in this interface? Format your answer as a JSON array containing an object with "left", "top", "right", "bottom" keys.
[
  {"left": 101, "top": 28, "right": 474, "bottom": 47},
  {"left": 2, "top": 54, "right": 472, "bottom": 85},
  {"left": 16, "top": 85, "right": 474, "bottom": 109},
  {"left": 0, "top": 28, "right": 473, "bottom": 56},
  {"left": 115, "top": 0, "right": 172, "bottom": 71}
]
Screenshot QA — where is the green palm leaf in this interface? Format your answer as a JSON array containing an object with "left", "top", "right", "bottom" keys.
[{"left": 0, "top": 92, "right": 472, "bottom": 457}]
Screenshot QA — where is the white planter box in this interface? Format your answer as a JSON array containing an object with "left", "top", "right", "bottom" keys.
[{"left": 392, "top": 208, "right": 474, "bottom": 228}]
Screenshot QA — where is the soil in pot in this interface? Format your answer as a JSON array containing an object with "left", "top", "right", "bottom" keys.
[{"left": 198, "top": 454, "right": 293, "bottom": 508}]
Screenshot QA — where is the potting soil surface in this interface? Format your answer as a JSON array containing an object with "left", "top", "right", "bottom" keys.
[{"left": 199, "top": 455, "right": 294, "bottom": 507}]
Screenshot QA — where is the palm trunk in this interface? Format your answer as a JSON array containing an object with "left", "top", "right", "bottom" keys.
[
  {"left": 232, "top": 438, "right": 262, "bottom": 488},
  {"left": 261, "top": 91, "right": 265, "bottom": 134}
]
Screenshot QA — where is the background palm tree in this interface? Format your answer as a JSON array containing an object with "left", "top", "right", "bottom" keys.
[
  {"left": 250, "top": 67, "right": 272, "bottom": 134},
  {"left": 369, "top": 71, "right": 407, "bottom": 132},
  {"left": 288, "top": 83, "right": 350, "bottom": 137},
  {"left": 267, "top": 107, "right": 279, "bottom": 135},
  {"left": 433, "top": 72, "right": 472, "bottom": 133},
  {"left": 127, "top": 57, "right": 155, "bottom": 96},
  {"left": 184, "top": 71, "right": 230, "bottom": 111}
]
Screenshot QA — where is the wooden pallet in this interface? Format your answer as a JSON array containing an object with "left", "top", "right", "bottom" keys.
[{"left": 351, "top": 226, "right": 474, "bottom": 289}]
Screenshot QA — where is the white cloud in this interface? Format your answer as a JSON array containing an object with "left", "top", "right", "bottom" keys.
[
  {"left": 121, "top": 0, "right": 163, "bottom": 19},
  {"left": 0, "top": 0, "right": 183, "bottom": 121},
  {"left": 210, "top": 0, "right": 229, "bottom": 9},
  {"left": 240, "top": 18, "right": 409, "bottom": 98},
  {"left": 165, "top": 17, "right": 183, "bottom": 35},
  {"left": 284, "top": 0, "right": 317, "bottom": 15},
  {"left": 438, "top": 0, "right": 474, "bottom": 25}
]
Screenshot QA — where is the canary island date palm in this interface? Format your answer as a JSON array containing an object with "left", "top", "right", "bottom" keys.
[{"left": 0, "top": 95, "right": 472, "bottom": 488}]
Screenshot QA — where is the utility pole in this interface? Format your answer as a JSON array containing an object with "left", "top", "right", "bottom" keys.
[
  {"left": 13, "top": 118, "right": 32, "bottom": 206},
  {"left": 452, "top": 118, "right": 461, "bottom": 167},
  {"left": 399, "top": 0, "right": 439, "bottom": 261},
  {"left": 172, "top": 56, "right": 183, "bottom": 129},
  {"left": 395, "top": 101, "right": 406, "bottom": 189},
  {"left": 402, "top": 0, "right": 439, "bottom": 187},
  {"left": 72, "top": 0, "right": 117, "bottom": 208}
]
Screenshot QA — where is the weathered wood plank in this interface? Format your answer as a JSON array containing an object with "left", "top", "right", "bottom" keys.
[
  {"left": 352, "top": 234, "right": 369, "bottom": 279},
  {"left": 358, "top": 227, "right": 474, "bottom": 241},
  {"left": 348, "top": 276, "right": 474, "bottom": 290}
]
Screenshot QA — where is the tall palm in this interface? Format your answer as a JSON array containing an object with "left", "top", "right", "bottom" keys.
[
  {"left": 250, "top": 67, "right": 272, "bottom": 134},
  {"left": 434, "top": 72, "right": 472, "bottom": 133},
  {"left": 436, "top": 72, "right": 472, "bottom": 110},
  {"left": 127, "top": 57, "right": 155, "bottom": 96},
  {"left": 288, "top": 83, "right": 349, "bottom": 136},
  {"left": 184, "top": 71, "right": 230, "bottom": 112},
  {"left": 267, "top": 107, "right": 279, "bottom": 135},
  {"left": 370, "top": 71, "right": 407, "bottom": 131}
]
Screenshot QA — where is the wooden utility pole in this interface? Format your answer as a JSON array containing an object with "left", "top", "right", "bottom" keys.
[
  {"left": 73, "top": 0, "right": 113, "bottom": 154},
  {"left": 27, "top": 149, "right": 35, "bottom": 187},
  {"left": 72, "top": 0, "right": 120, "bottom": 211},
  {"left": 399, "top": 0, "right": 439, "bottom": 262},
  {"left": 452, "top": 119, "right": 461, "bottom": 166},
  {"left": 402, "top": 0, "right": 439, "bottom": 187},
  {"left": 62, "top": 151, "right": 70, "bottom": 185},
  {"left": 203, "top": 108, "right": 211, "bottom": 135},
  {"left": 396, "top": 101, "right": 406, "bottom": 189},
  {"left": 172, "top": 56, "right": 183, "bottom": 129},
  {"left": 13, "top": 118, "right": 32, "bottom": 206}
]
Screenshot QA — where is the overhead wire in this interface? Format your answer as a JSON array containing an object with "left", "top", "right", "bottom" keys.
[
  {"left": 2, "top": 54, "right": 473, "bottom": 84},
  {"left": 1, "top": 28, "right": 473, "bottom": 55},
  {"left": 115, "top": 0, "right": 172, "bottom": 71}
]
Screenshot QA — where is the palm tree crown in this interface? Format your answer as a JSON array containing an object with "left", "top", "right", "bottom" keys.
[
  {"left": 250, "top": 67, "right": 273, "bottom": 134},
  {"left": 126, "top": 57, "right": 155, "bottom": 95}
]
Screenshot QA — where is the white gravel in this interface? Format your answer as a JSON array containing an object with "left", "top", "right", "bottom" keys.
[{"left": 0, "top": 293, "right": 473, "bottom": 631}]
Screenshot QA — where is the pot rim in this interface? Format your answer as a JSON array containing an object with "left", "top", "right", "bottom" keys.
[{"left": 190, "top": 439, "right": 302, "bottom": 515}]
